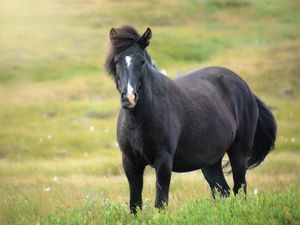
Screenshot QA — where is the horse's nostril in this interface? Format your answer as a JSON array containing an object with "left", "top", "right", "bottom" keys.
[
  {"left": 133, "top": 92, "right": 138, "bottom": 100},
  {"left": 121, "top": 92, "right": 127, "bottom": 102},
  {"left": 121, "top": 91, "right": 138, "bottom": 106}
]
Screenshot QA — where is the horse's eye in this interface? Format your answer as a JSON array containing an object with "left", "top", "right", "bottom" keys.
[
  {"left": 141, "top": 59, "right": 145, "bottom": 65},
  {"left": 115, "top": 60, "right": 119, "bottom": 65}
]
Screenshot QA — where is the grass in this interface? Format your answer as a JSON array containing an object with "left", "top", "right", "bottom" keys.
[
  {"left": 0, "top": 0, "right": 300, "bottom": 224},
  {"left": 0, "top": 152, "right": 299, "bottom": 224},
  {"left": 9, "top": 189, "right": 297, "bottom": 225}
]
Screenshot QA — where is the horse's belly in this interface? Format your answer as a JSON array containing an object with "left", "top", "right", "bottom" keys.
[
  {"left": 172, "top": 149, "right": 222, "bottom": 172},
  {"left": 172, "top": 133, "right": 232, "bottom": 172},
  {"left": 172, "top": 157, "right": 210, "bottom": 172}
]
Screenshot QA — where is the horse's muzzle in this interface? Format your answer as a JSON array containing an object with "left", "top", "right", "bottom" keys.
[{"left": 121, "top": 91, "right": 138, "bottom": 109}]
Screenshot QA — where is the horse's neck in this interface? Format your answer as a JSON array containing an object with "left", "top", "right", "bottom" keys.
[{"left": 144, "top": 66, "right": 168, "bottom": 98}]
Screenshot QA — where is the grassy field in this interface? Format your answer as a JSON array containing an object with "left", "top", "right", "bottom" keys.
[{"left": 0, "top": 0, "right": 300, "bottom": 224}]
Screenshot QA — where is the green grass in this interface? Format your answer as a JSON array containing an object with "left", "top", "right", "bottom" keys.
[
  {"left": 46, "top": 189, "right": 298, "bottom": 225},
  {"left": 0, "top": 0, "right": 300, "bottom": 224},
  {"left": 1, "top": 151, "right": 299, "bottom": 224},
  {"left": 2, "top": 188, "right": 299, "bottom": 225}
]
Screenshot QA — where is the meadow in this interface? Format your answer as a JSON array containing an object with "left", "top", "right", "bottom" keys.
[{"left": 0, "top": 0, "right": 300, "bottom": 224}]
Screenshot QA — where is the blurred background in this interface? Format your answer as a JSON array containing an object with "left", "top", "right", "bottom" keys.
[{"left": 0, "top": 0, "right": 299, "bottom": 223}]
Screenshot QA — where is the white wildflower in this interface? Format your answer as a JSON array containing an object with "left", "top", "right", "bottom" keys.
[
  {"left": 47, "top": 135, "right": 52, "bottom": 140},
  {"left": 90, "top": 126, "right": 95, "bottom": 132},
  {"left": 53, "top": 176, "right": 59, "bottom": 182},
  {"left": 254, "top": 188, "right": 258, "bottom": 195},
  {"left": 44, "top": 187, "right": 51, "bottom": 192}
]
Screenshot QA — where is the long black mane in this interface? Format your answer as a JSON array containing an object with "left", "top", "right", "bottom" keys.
[{"left": 105, "top": 25, "right": 152, "bottom": 78}]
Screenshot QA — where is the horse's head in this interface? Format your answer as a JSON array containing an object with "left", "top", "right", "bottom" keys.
[{"left": 105, "top": 25, "right": 152, "bottom": 109}]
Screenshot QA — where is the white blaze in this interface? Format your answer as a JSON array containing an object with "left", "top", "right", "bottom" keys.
[
  {"left": 125, "top": 56, "right": 132, "bottom": 69},
  {"left": 127, "top": 81, "right": 135, "bottom": 106},
  {"left": 125, "top": 56, "right": 135, "bottom": 106},
  {"left": 127, "top": 81, "right": 134, "bottom": 96}
]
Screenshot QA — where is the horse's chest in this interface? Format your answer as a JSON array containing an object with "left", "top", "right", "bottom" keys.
[{"left": 128, "top": 129, "right": 162, "bottom": 166}]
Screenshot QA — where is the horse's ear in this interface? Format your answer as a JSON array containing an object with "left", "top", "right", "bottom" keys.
[
  {"left": 138, "top": 28, "right": 152, "bottom": 49},
  {"left": 109, "top": 28, "right": 117, "bottom": 40}
]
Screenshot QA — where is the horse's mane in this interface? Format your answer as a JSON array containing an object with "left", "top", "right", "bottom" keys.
[{"left": 104, "top": 25, "right": 152, "bottom": 77}]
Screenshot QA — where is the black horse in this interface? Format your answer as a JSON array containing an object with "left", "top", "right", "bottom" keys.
[{"left": 105, "top": 25, "right": 276, "bottom": 213}]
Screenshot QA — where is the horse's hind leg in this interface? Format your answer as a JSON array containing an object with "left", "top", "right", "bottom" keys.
[
  {"left": 202, "top": 159, "right": 230, "bottom": 198},
  {"left": 228, "top": 146, "right": 248, "bottom": 195}
]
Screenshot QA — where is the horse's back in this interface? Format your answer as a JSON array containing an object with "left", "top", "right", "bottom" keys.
[
  {"left": 175, "top": 66, "right": 255, "bottom": 115},
  {"left": 175, "top": 66, "right": 248, "bottom": 92}
]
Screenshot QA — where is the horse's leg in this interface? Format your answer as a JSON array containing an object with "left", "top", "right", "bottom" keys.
[
  {"left": 154, "top": 152, "right": 172, "bottom": 209},
  {"left": 122, "top": 155, "right": 145, "bottom": 214},
  {"left": 202, "top": 159, "right": 230, "bottom": 198},
  {"left": 228, "top": 147, "right": 248, "bottom": 195}
]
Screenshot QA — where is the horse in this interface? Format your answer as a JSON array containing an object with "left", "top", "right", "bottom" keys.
[{"left": 104, "top": 25, "right": 276, "bottom": 213}]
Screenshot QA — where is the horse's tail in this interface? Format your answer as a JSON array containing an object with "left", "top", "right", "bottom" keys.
[{"left": 247, "top": 96, "right": 277, "bottom": 169}]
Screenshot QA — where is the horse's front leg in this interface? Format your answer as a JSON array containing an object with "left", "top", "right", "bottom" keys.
[
  {"left": 122, "top": 155, "right": 145, "bottom": 214},
  {"left": 154, "top": 152, "right": 172, "bottom": 209}
]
